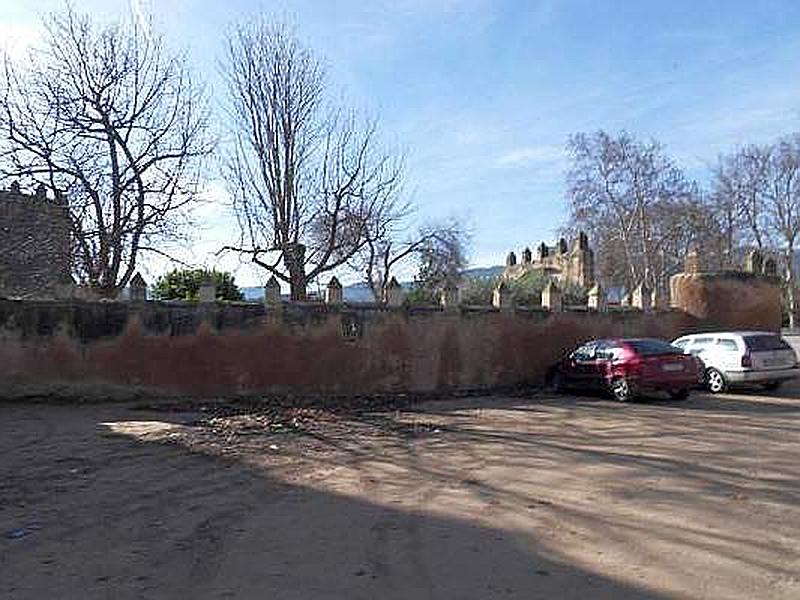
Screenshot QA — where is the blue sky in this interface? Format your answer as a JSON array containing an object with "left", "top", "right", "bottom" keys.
[{"left": 3, "top": 0, "right": 800, "bottom": 286}]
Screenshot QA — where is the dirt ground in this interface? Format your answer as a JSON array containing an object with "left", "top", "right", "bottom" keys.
[{"left": 1, "top": 386, "right": 799, "bottom": 600}]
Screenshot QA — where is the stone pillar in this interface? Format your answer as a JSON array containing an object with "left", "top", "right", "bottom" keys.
[
  {"left": 631, "top": 283, "right": 652, "bottom": 311},
  {"left": 264, "top": 276, "right": 281, "bottom": 306},
  {"left": 129, "top": 272, "right": 147, "bottom": 302},
  {"left": 326, "top": 277, "right": 343, "bottom": 305},
  {"left": 685, "top": 248, "right": 701, "bottom": 274},
  {"left": 492, "top": 281, "right": 513, "bottom": 310},
  {"left": 440, "top": 284, "right": 460, "bottom": 310},
  {"left": 385, "top": 277, "right": 404, "bottom": 307},
  {"left": 745, "top": 249, "right": 763, "bottom": 274},
  {"left": 198, "top": 276, "right": 216, "bottom": 304},
  {"left": 764, "top": 257, "right": 777, "bottom": 277},
  {"left": 587, "top": 283, "right": 605, "bottom": 311},
  {"left": 542, "top": 280, "right": 562, "bottom": 312}
]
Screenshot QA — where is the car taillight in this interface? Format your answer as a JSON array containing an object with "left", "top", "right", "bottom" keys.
[{"left": 741, "top": 352, "right": 752, "bottom": 368}]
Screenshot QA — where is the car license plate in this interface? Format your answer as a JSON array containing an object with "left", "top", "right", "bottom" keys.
[{"left": 662, "top": 363, "right": 683, "bottom": 372}]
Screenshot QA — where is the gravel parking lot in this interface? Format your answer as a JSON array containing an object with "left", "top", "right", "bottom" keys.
[{"left": 1, "top": 386, "right": 799, "bottom": 599}]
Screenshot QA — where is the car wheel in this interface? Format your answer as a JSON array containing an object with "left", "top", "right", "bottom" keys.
[
  {"left": 669, "top": 389, "right": 690, "bottom": 401},
  {"left": 610, "top": 377, "right": 632, "bottom": 402},
  {"left": 705, "top": 368, "right": 727, "bottom": 394},
  {"left": 763, "top": 381, "right": 782, "bottom": 392}
]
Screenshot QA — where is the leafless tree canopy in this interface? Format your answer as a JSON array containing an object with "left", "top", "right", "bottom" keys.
[
  {"left": 413, "top": 222, "right": 469, "bottom": 290},
  {"left": 566, "top": 129, "right": 800, "bottom": 323},
  {"left": 0, "top": 7, "right": 212, "bottom": 297},
  {"left": 711, "top": 145, "right": 771, "bottom": 256},
  {"left": 222, "top": 21, "right": 404, "bottom": 300},
  {"left": 565, "top": 130, "right": 718, "bottom": 298},
  {"left": 713, "top": 136, "right": 800, "bottom": 326},
  {"left": 351, "top": 213, "right": 467, "bottom": 302},
  {"left": 765, "top": 137, "right": 800, "bottom": 327}
]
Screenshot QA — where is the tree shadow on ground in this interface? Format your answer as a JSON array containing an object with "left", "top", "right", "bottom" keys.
[
  {"left": 256, "top": 391, "right": 800, "bottom": 599},
  {"left": 0, "top": 403, "right": 671, "bottom": 600}
]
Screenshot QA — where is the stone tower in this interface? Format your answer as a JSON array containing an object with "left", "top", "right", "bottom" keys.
[
  {"left": 0, "top": 183, "right": 72, "bottom": 298},
  {"left": 566, "top": 231, "right": 595, "bottom": 288},
  {"left": 502, "top": 231, "right": 595, "bottom": 289}
]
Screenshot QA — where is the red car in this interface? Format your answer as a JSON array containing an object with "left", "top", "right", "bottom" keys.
[{"left": 547, "top": 338, "right": 703, "bottom": 402}]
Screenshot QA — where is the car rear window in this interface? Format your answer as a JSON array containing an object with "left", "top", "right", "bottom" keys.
[
  {"left": 626, "top": 339, "right": 682, "bottom": 356},
  {"left": 744, "top": 335, "right": 791, "bottom": 352}
]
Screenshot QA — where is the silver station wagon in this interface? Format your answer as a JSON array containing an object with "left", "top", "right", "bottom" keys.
[{"left": 671, "top": 331, "right": 799, "bottom": 393}]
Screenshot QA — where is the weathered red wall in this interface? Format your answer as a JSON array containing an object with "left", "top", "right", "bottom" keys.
[{"left": 0, "top": 299, "right": 702, "bottom": 398}]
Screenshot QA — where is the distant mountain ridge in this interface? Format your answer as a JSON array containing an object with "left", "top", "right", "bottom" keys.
[
  {"left": 240, "top": 265, "right": 505, "bottom": 302},
  {"left": 463, "top": 265, "right": 505, "bottom": 280}
]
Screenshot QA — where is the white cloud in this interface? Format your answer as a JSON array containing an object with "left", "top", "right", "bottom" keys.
[{"left": 495, "top": 144, "right": 564, "bottom": 168}]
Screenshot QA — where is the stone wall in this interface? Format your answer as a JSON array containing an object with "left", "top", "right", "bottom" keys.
[
  {"left": 0, "top": 298, "right": 701, "bottom": 398},
  {"left": 0, "top": 265, "right": 781, "bottom": 399},
  {"left": 669, "top": 271, "right": 782, "bottom": 332},
  {"left": 0, "top": 184, "right": 71, "bottom": 299}
]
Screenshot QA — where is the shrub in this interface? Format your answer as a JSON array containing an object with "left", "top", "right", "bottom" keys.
[{"left": 152, "top": 268, "right": 244, "bottom": 302}]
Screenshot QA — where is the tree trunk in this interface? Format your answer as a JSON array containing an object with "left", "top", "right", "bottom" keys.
[
  {"left": 286, "top": 243, "right": 307, "bottom": 301},
  {"left": 289, "top": 270, "right": 307, "bottom": 301}
]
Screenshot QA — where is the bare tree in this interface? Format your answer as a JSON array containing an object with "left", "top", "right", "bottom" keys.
[
  {"left": 221, "top": 21, "right": 403, "bottom": 300},
  {"left": 647, "top": 189, "right": 724, "bottom": 275},
  {"left": 711, "top": 145, "right": 771, "bottom": 258},
  {"left": 762, "top": 136, "right": 800, "bottom": 327},
  {"left": 565, "top": 130, "right": 708, "bottom": 297},
  {"left": 408, "top": 223, "right": 469, "bottom": 303},
  {"left": 712, "top": 138, "right": 800, "bottom": 325},
  {"left": 0, "top": 7, "right": 212, "bottom": 297},
  {"left": 352, "top": 214, "right": 466, "bottom": 303}
]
